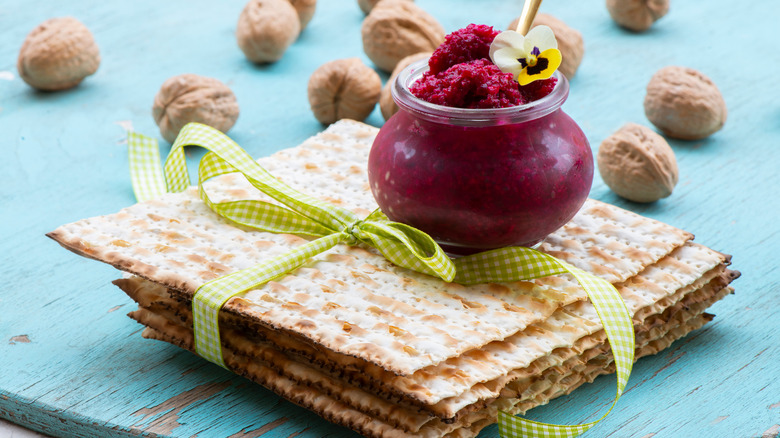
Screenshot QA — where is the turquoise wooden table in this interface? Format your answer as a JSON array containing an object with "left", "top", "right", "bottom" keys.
[{"left": 1, "top": 0, "right": 778, "bottom": 437}]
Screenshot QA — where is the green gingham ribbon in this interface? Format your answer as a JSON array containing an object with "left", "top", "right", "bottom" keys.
[
  {"left": 454, "top": 247, "right": 634, "bottom": 437},
  {"left": 128, "top": 123, "right": 634, "bottom": 438}
]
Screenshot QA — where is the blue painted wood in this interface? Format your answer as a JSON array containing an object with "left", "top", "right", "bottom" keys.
[{"left": 1, "top": 0, "right": 778, "bottom": 437}]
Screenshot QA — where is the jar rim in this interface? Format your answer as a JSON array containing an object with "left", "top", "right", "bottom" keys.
[{"left": 392, "top": 59, "right": 569, "bottom": 126}]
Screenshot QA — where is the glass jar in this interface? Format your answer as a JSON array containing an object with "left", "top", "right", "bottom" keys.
[{"left": 368, "top": 60, "right": 593, "bottom": 254}]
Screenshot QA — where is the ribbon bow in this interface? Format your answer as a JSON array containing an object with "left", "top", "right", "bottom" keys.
[
  {"left": 137, "top": 124, "right": 455, "bottom": 281},
  {"left": 128, "top": 123, "right": 634, "bottom": 438}
]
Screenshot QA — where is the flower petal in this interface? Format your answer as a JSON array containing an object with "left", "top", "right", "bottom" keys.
[
  {"left": 525, "top": 25, "right": 558, "bottom": 51},
  {"left": 492, "top": 47, "right": 525, "bottom": 78},
  {"left": 516, "top": 48, "right": 562, "bottom": 85},
  {"left": 493, "top": 47, "right": 523, "bottom": 67},
  {"left": 489, "top": 30, "right": 527, "bottom": 59},
  {"left": 539, "top": 48, "right": 562, "bottom": 73}
]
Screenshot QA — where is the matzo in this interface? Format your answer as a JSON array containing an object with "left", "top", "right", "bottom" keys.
[
  {"left": 113, "top": 240, "right": 732, "bottom": 417},
  {"left": 117, "top": 262, "right": 736, "bottom": 433},
  {"left": 49, "top": 120, "right": 693, "bottom": 375},
  {"left": 127, "top": 278, "right": 728, "bottom": 438}
]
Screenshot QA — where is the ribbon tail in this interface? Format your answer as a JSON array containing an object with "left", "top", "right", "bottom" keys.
[
  {"left": 485, "top": 250, "right": 634, "bottom": 438},
  {"left": 128, "top": 132, "right": 167, "bottom": 202},
  {"left": 497, "top": 268, "right": 634, "bottom": 437},
  {"left": 499, "top": 411, "right": 591, "bottom": 438},
  {"left": 192, "top": 232, "right": 346, "bottom": 367}
]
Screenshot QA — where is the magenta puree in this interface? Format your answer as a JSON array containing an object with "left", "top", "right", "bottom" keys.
[{"left": 368, "top": 63, "right": 593, "bottom": 254}]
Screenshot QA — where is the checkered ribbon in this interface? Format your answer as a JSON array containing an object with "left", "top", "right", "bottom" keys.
[
  {"left": 128, "top": 123, "right": 634, "bottom": 438},
  {"left": 454, "top": 247, "right": 634, "bottom": 437}
]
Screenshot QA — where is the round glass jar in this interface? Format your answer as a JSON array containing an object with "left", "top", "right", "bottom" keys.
[{"left": 368, "top": 60, "right": 593, "bottom": 254}]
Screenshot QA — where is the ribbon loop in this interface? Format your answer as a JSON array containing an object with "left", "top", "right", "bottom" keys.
[
  {"left": 166, "top": 123, "right": 459, "bottom": 284},
  {"left": 169, "top": 123, "right": 358, "bottom": 233}
]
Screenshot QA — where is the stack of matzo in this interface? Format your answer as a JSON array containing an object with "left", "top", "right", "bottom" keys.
[{"left": 48, "top": 120, "right": 739, "bottom": 437}]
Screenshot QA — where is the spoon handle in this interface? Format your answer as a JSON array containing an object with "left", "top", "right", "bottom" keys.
[{"left": 516, "top": 0, "right": 543, "bottom": 35}]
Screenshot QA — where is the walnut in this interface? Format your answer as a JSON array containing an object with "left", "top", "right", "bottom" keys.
[
  {"left": 358, "top": 0, "right": 412, "bottom": 15},
  {"left": 308, "top": 58, "right": 381, "bottom": 125},
  {"left": 289, "top": 0, "right": 316, "bottom": 29},
  {"left": 152, "top": 74, "right": 240, "bottom": 143},
  {"left": 237, "top": 0, "right": 300, "bottom": 63},
  {"left": 509, "top": 14, "right": 583, "bottom": 80},
  {"left": 606, "top": 0, "right": 669, "bottom": 32},
  {"left": 361, "top": 0, "right": 444, "bottom": 72},
  {"left": 597, "top": 123, "right": 678, "bottom": 203},
  {"left": 17, "top": 17, "right": 100, "bottom": 91},
  {"left": 380, "top": 52, "right": 430, "bottom": 120},
  {"left": 644, "top": 66, "right": 727, "bottom": 140}
]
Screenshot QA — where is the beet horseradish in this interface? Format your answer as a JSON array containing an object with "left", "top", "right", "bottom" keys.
[{"left": 368, "top": 24, "right": 593, "bottom": 254}]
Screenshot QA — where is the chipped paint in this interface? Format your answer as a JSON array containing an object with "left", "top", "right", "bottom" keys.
[
  {"left": 107, "top": 305, "right": 123, "bottom": 313},
  {"left": 286, "top": 428, "right": 309, "bottom": 438},
  {"left": 8, "top": 335, "right": 31, "bottom": 344},
  {"left": 763, "top": 424, "right": 780, "bottom": 438},
  {"left": 650, "top": 351, "right": 685, "bottom": 379},
  {"left": 115, "top": 120, "right": 134, "bottom": 132},
  {"left": 711, "top": 415, "right": 728, "bottom": 424},
  {"left": 639, "top": 434, "right": 655, "bottom": 438},
  {"left": 736, "top": 347, "right": 770, "bottom": 373},
  {"left": 132, "top": 381, "right": 231, "bottom": 435},
  {"left": 227, "top": 417, "right": 289, "bottom": 438},
  {"left": 770, "top": 402, "right": 780, "bottom": 409},
  {"left": 115, "top": 120, "right": 135, "bottom": 144}
]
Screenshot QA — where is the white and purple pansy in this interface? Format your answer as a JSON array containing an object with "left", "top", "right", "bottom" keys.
[{"left": 489, "top": 25, "right": 562, "bottom": 86}]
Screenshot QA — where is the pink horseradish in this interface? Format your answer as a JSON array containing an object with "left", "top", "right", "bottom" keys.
[{"left": 368, "top": 25, "right": 593, "bottom": 254}]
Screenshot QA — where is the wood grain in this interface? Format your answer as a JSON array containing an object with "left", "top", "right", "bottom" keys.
[{"left": 0, "top": 0, "right": 778, "bottom": 437}]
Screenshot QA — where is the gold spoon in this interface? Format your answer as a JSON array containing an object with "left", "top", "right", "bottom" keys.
[{"left": 515, "top": 0, "right": 543, "bottom": 35}]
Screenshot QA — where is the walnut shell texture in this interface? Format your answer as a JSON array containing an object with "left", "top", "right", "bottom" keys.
[
  {"left": 17, "top": 17, "right": 100, "bottom": 91},
  {"left": 606, "top": 0, "right": 669, "bottom": 32},
  {"left": 644, "top": 66, "right": 727, "bottom": 140},
  {"left": 237, "top": 0, "right": 301, "bottom": 63},
  {"left": 153, "top": 74, "right": 240, "bottom": 143},
  {"left": 509, "top": 14, "right": 584, "bottom": 80},
  {"left": 598, "top": 123, "right": 679, "bottom": 203},
  {"left": 380, "top": 51, "right": 430, "bottom": 121},
  {"left": 361, "top": 0, "right": 444, "bottom": 72},
  {"left": 289, "top": 0, "right": 317, "bottom": 29},
  {"left": 308, "top": 58, "right": 382, "bottom": 125}
]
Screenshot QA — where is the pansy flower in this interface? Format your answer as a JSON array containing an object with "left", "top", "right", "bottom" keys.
[{"left": 489, "top": 25, "right": 562, "bottom": 86}]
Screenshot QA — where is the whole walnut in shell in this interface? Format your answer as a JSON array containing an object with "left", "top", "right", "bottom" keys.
[
  {"left": 153, "top": 74, "right": 240, "bottom": 143},
  {"left": 509, "top": 14, "right": 583, "bottom": 80},
  {"left": 361, "top": 0, "right": 444, "bottom": 72},
  {"left": 598, "top": 123, "right": 678, "bottom": 203},
  {"left": 17, "top": 17, "right": 100, "bottom": 91},
  {"left": 644, "top": 66, "right": 727, "bottom": 140},
  {"left": 606, "top": 0, "right": 669, "bottom": 32},
  {"left": 308, "top": 58, "right": 381, "bottom": 125},
  {"left": 358, "top": 0, "right": 412, "bottom": 15},
  {"left": 289, "top": 0, "right": 316, "bottom": 29},
  {"left": 237, "top": 0, "right": 300, "bottom": 63},
  {"left": 380, "top": 51, "right": 430, "bottom": 121}
]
